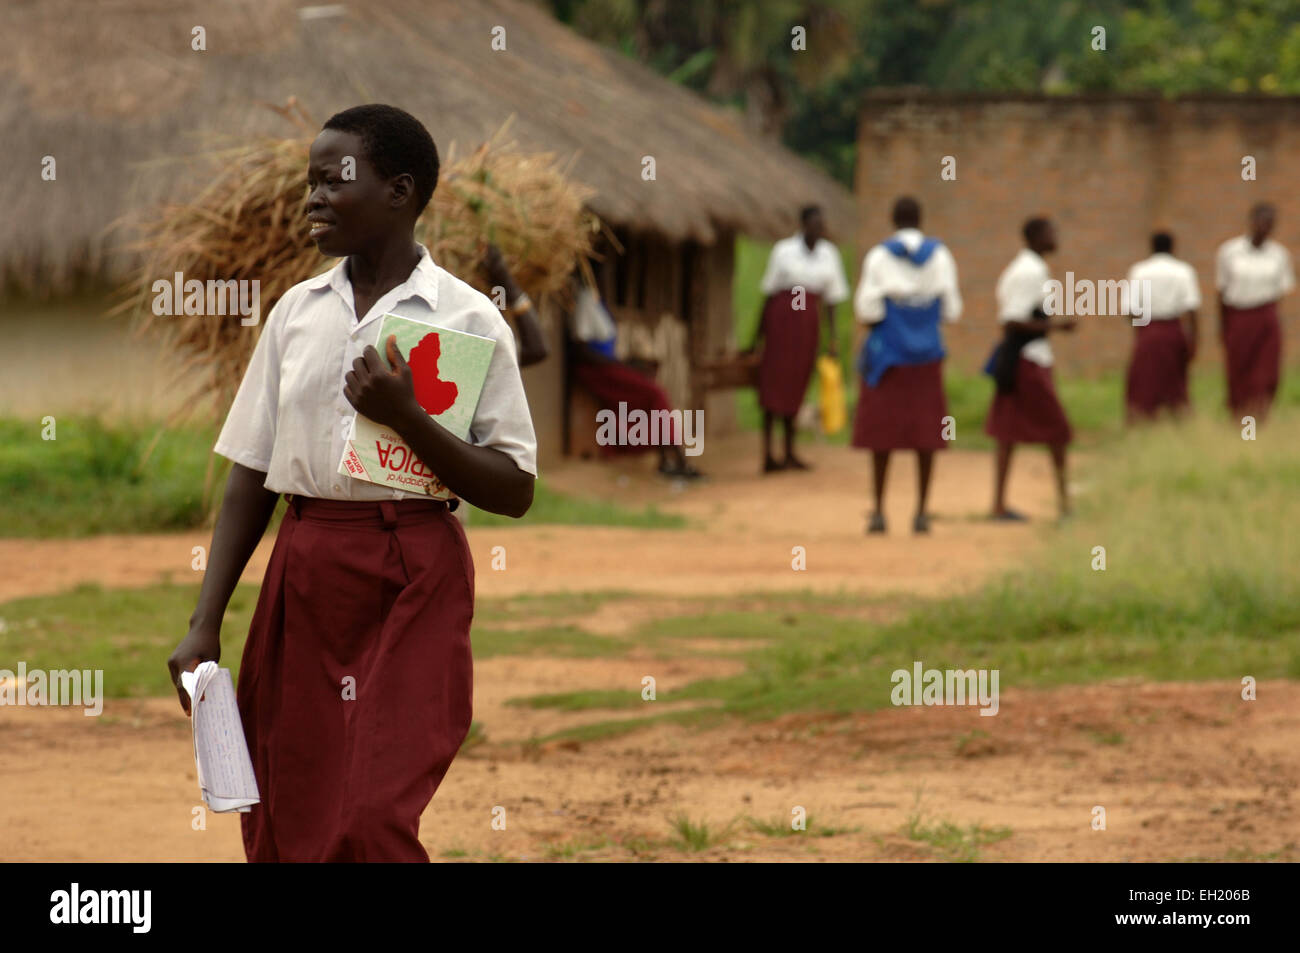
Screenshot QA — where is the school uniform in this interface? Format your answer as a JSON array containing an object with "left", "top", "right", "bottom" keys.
[
  {"left": 567, "top": 287, "right": 679, "bottom": 451},
  {"left": 1125, "top": 252, "right": 1200, "bottom": 418},
  {"left": 1216, "top": 235, "right": 1295, "bottom": 416},
  {"left": 984, "top": 248, "right": 1072, "bottom": 445},
  {"left": 851, "top": 228, "right": 961, "bottom": 450},
  {"left": 757, "top": 234, "right": 850, "bottom": 416},
  {"left": 215, "top": 243, "right": 537, "bottom": 862}
]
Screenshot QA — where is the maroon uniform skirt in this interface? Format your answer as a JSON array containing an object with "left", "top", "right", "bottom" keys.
[
  {"left": 851, "top": 360, "right": 949, "bottom": 451},
  {"left": 1126, "top": 319, "right": 1190, "bottom": 419},
  {"left": 985, "top": 357, "right": 1073, "bottom": 445},
  {"left": 758, "top": 289, "right": 822, "bottom": 417},
  {"left": 1221, "top": 301, "right": 1281, "bottom": 416},
  {"left": 573, "top": 359, "right": 678, "bottom": 455},
  {"left": 237, "top": 495, "right": 474, "bottom": 862}
]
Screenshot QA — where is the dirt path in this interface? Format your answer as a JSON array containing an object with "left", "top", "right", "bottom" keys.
[
  {"left": 0, "top": 438, "right": 1060, "bottom": 602},
  {"left": 4, "top": 681, "right": 1294, "bottom": 861},
  {"left": 17, "top": 433, "right": 1258, "bottom": 863}
]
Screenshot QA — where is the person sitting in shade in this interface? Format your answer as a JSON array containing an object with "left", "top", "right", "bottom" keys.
[
  {"left": 1124, "top": 231, "right": 1200, "bottom": 422},
  {"left": 851, "top": 196, "right": 962, "bottom": 535},
  {"left": 566, "top": 281, "right": 701, "bottom": 479},
  {"left": 750, "top": 205, "right": 849, "bottom": 473}
]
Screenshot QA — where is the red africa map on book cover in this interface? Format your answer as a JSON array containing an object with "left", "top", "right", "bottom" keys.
[{"left": 338, "top": 313, "right": 496, "bottom": 499}]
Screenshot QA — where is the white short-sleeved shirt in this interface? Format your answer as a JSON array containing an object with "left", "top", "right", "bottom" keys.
[
  {"left": 854, "top": 228, "right": 962, "bottom": 325},
  {"left": 996, "top": 248, "right": 1054, "bottom": 367},
  {"left": 759, "top": 234, "right": 850, "bottom": 305},
  {"left": 1126, "top": 252, "right": 1201, "bottom": 320},
  {"left": 1215, "top": 235, "right": 1295, "bottom": 309},
  {"left": 215, "top": 243, "right": 538, "bottom": 500}
]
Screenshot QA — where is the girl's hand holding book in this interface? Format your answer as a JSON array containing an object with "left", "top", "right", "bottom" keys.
[
  {"left": 344, "top": 335, "right": 421, "bottom": 431},
  {"left": 167, "top": 625, "right": 221, "bottom": 716}
]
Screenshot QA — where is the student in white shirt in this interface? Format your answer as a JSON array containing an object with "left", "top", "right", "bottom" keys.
[
  {"left": 166, "top": 104, "right": 537, "bottom": 863},
  {"left": 983, "top": 217, "right": 1077, "bottom": 521},
  {"left": 750, "top": 205, "right": 849, "bottom": 473},
  {"left": 1215, "top": 202, "right": 1295, "bottom": 420},
  {"left": 851, "top": 197, "right": 961, "bottom": 535},
  {"left": 1124, "top": 232, "right": 1200, "bottom": 422}
]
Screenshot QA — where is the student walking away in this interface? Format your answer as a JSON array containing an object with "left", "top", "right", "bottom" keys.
[
  {"left": 851, "top": 197, "right": 962, "bottom": 535},
  {"left": 1216, "top": 202, "right": 1295, "bottom": 421},
  {"left": 1125, "top": 232, "right": 1200, "bottom": 422},
  {"left": 567, "top": 281, "right": 702, "bottom": 478},
  {"left": 166, "top": 104, "right": 538, "bottom": 862},
  {"left": 750, "top": 205, "right": 849, "bottom": 473},
  {"left": 983, "top": 217, "right": 1076, "bottom": 521}
]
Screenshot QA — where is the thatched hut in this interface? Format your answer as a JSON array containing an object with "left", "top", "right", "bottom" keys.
[{"left": 2, "top": 0, "right": 852, "bottom": 461}]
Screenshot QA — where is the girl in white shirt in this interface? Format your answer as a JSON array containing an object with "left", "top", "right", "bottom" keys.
[
  {"left": 1216, "top": 202, "right": 1295, "bottom": 420},
  {"left": 750, "top": 205, "right": 849, "bottom": 473},
  {"left": 167, "top": 104, "right": 537, "bottom": 862}
]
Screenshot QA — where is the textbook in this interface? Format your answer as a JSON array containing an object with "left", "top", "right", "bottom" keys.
[
  {"left": 338, "top": 314, "right": 497, "bottom": 499},
  {"left": 179, "top": 662, "right": 260, "bottom": 814}
]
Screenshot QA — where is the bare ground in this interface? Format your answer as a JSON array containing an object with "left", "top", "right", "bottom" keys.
[{"left": 4, "top": 437, "right": 1295, "bottom": 861}]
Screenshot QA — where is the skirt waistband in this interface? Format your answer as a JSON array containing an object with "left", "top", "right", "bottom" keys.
[{"left": 285, "top": 493, "right": 452, "bottom": 528}]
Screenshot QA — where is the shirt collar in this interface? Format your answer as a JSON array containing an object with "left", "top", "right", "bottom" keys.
[
  {"left": 892, "top": 228, "right": 924, "bottom": 250},
  {"left": 303, "top": 242, "right": 441, "bottom": 311},
  {"left": 791, "top": 233, "right": 822, "bottom": 254}
]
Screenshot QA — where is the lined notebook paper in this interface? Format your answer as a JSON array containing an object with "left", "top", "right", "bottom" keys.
[{"left": 180, "top": 662, "right": 260, "bottom": 813}]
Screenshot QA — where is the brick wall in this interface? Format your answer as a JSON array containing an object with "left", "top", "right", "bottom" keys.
[{"left": 854, "top": 93, "right": 1300, "bottom": 376}]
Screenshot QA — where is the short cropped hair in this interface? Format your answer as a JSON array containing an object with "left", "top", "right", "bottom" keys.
[
  {"left": 1151, "top": 232, "right": 1174, "bottom": 254},
  {"left": 892, "top": 196, "right": 921, "bottom": 228},
  {"left": 800, "top": 205, "right": 822, "bottom": 225},
  {"left": 322, "top": 104, "right": 440, "bottom": 212},
  {"left": 1023, "top": 217, "right": 1052, "bottom": 245}
]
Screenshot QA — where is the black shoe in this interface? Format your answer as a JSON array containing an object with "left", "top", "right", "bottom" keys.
[
  {"left": 867, "top": 512, "right": 887, "bottom": 534},
  {"left": 763, "top": 457, "right": 786, "bottom": 474},
  {"left": 990, "top": 509, "right": 1028, "bottom": 522},
  {"left": 913, "top": 513, "right": 930, "bottom": 534}
]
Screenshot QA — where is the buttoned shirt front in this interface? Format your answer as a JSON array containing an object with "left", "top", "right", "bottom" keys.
[
  {"left": 215, "top": 244, "right": 537, "bottom": 500},
  {"left": 854, "top": 228, "right": 963, "bottom": 325},
  {"left": 759, "top": 234, "right": 850, "bottom": 305},
  {"left": 1216, "top": 235, "right": 1295, "bottom": 309},
  {"left": 996, "top": 248, "right": 1054, "bottom": 368},
  {"left": 1126, "top": 252, "right": 1201, "bottom": 320}
]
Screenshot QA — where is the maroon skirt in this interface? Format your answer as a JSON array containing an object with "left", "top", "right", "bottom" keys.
[
  {"left": 985, "top": 357, "right": 1073, "bottom": 445},
  {"left": 237, "top": 495, "right": 474, "bottom": 862},
  {"left": 851, "top": 360, "right": 949, "bottom": 450},
  {"left": 573, "top": 360, "right": 678, "bottom": 455},
  {"left": 1126, "top": 319, "right": 1190, "bottom": 419},
  {"left": 758, "top": 289, "right": 822, "bottom": 417},
  {"left": 1222, "top": 301, "right": 1281, "bottom": 417}
]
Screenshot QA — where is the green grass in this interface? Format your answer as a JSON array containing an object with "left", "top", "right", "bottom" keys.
[
  {"left": 0, "top": 582, "right": 258, "bottom": 698},
  {"left": 902, "top": 812, "right": 1013, "bottom": 863},
  {"left": 745, "top": 814, "right": 857, "bottom": 838},
  {"left": 467, "top": 482, "right": 684, "bottom": 529},
  {"left": 0, "top": 415, "right": 684, "bottom": 538},
  {"left": 669, "top": 814, "right": 731, "bottom": 852},
  {"left": 518, "top": 412, "right": 1300, "bottom": 726},
  {"left": 0, "top": 417, "right": 216, "bottom": 537},
  {"left": 6, "top": 412, "right": 1297, "bottom": 733}
]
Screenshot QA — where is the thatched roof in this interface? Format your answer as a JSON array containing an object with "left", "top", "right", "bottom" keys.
[{"left": 2, "top": 0, "right": 852, "bottom": 293}]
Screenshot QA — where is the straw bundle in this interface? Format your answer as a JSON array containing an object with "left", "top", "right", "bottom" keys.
[{"left": 121, "top": 101, "right": 600, "bottom": 417}]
